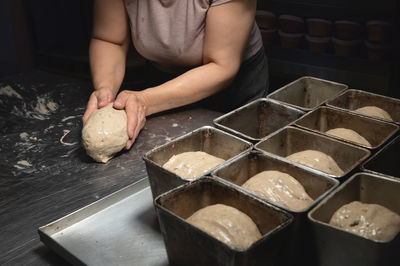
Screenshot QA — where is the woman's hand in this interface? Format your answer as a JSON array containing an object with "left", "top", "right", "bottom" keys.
[
  {"left": 82, "top": 87, "right": 115, "bottom": 124},
  {"left": 113, "top": 90, "right": 147, "bottom": 149}
]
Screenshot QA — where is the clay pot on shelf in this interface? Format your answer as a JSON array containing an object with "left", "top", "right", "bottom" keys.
[
  {"left": 334, "top": 20, "right": 363, "bottom": 41},
  {"left": 256, "top": 10, "right": 277, "bottom": 29},
  {"left": 332, "top": 37, "right": 362, "bottom": 57},
  {"left": 260, "top": 28, "right": 277, "bottom": 46},
  {"left": 305, "top": 35, "right": 331, "bottom": 53},
  {"left": 279, "top": 14, "right": 305, "bottom": 33},
  {"left": 306, "top": 18, "right": 332, "bottom": 37},
  {"left": 279, "top": 30, "right": 304, "bottom": 49},
  {"left": 365, "top": 41, "right": 391, "bottom": 61},
  {"left": 366, "top": 20, "right": 393, "bottom": 43}
]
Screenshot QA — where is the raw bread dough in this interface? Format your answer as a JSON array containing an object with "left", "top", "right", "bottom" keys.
[
  {"left": 186, "top": 204, "right": 262, "bottom": 249},
  {"left": 355, "top": 106, "right": 393, "bottom": 121},
  {"left": 81, "top": 103, "right": 128, "bottom": 163},
  {"left": 325, "top": 128, "right": 371, "bottom": 147},
  {"left": 242, "top": 170, "right": 313, "bottom": 211},
  {"left": 163, "top": 151, "right": 225, "bottom": 180},
  {"left": 286, "top": 150, "right": 344, "bottom": 176},
  {"left": 329, "top": 201, "right": 400, "bottom": 241}
]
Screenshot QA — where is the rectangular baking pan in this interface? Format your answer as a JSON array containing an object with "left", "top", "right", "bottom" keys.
[
  {"left": 254, "top": 126, "right": 370, "bottom": 179},
  {"left": 38, "top": 178, "right": 168, "bottom": 266},
  {"left": 266, "top": 76, "right": 348, "bottom": 112},
  {"left": 294, "top": 106, "right": 398, "bottom": 149},
  {"left": 326, "top": 89, "right": 400, "bottom": 124},
  {"left": 361, "top": 135, "right": 400, "bottom": 179},
  {"left": 155, "top": 177, "right": 293, "bottom": 266},
  {"left": 213, "top": 98, "right": 305, "bottom": 143},
  {"left": 211, "top": 151, "right": 339, "bottom": 266},
  {"left": 143, "top": 126, "right": 253, "bottom": 199},
  {"left": 308, "top": 172, "right": 400, "bottom": 266}
]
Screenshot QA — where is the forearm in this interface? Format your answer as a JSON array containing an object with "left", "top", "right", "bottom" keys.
[
  {"left": 140, "top": 62, "right": 238, "bottom": 116},
  {"left": 89, "top": 37, "right": 128, "bottom": 97}
]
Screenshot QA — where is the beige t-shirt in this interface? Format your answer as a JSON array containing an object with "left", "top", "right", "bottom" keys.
[{"left": 124, "top": 0, "right": 263, "bottom": 73}]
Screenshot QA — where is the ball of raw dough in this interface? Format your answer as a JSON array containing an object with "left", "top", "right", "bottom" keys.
[
  {"left": 82, "top": 103, "right": 128, "bottom": 163},
  {"left": 242, "top": 170, "right": 313, "bottom": 211},
  {"left": 325, "top": 128, "right": 371, "bottom": 147},
  {"left": 355, "top": 106, "right": 393, "bottom": 121},
  {"left": 186, "top": 204, "right": 262, "bottom": 249},
  {"left": 286, "top": 150, "right": 344, "bottom": 176}
]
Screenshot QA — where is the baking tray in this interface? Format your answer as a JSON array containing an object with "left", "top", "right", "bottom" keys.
[
  {"left": 308, "top": 172, "right": 400, "bottom": 266},
  {"left": 143, "top": 126, "right": 253, "bottom": 199},
  {"left": 361, "top": 135, "right": 400, "bottom": 179},
  {"left": 211, "top": 151, "right": 339, "bottom": 266},
  {"left": 213, "top": 98, "right": 305, "bottom": 143},
  {"left": 254, "top": 126, "right": 371, "bottom": 179},
  {"left": 266, "top": 76, "right": 348, "bottom": 112},
  {"left": 38, "top": 178, "right": 168, "bottom": 266},
  {"left": 294, "top": 106, "right": 398, "bottom": 150},
  {"left": 326, "top": 89, "right": 400, "bottom": 124},
  {"left": 155, "top": 176, "right": 293, "bottom": 266}
]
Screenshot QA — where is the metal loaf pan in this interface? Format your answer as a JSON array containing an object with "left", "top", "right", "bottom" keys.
[
  {"left": 266, "top": 76, "right": 348, "bottom": 112},
  {"left": 308, "top": 172, "right": 400, "bottom": 266},
  {"left": 254, "top": 126, "right": 371, "bottom": 179},
  {"left": 361, "top": 135, "right": 400, "bottom": 179},
  {"left": 294, "top": 106, "right": 399, "bottom": 149},
  {"left": 154, "top": 177, "right": 293, "bottom": 266},
  {"left": 211, "top": 151, "right": 339, "bottom": 266},
  {"left": 143, "top": 126, "right": 253, "bottom": 199},
  {"left": 213, "top": 98, "right": 305, "bottom": 143},
  {"left": 326, "top": 89, "right": 400, "bottom": 124}
]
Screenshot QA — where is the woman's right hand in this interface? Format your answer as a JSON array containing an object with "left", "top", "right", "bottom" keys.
[{"left": 82, "top": 87, "right": 115, "bottom": 124}]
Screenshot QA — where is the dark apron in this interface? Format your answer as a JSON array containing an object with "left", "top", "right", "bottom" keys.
[{"left": 142, "top": 47, "right": 269, "bottom": 113}]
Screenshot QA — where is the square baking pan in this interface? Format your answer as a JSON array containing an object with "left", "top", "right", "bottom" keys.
[
  {"left": 154, "top": 177, "right": 293, "bottom": 266},
  {"left": 266, "top": 76, "right": 348, "bottom": 112},
  {"left": 143, "top": 126, "right": 253, "bottom": 199},
  {"left": 38, "top": 178, "right": 168, "bottom": 266},
  {"left": 308, "top": 172, "right": 400, "bottom": 266},
  {"left": 211, "top": 150, "right": 339, "bottom": 266},
  {"left": 326, "top": 89, "right": 400, "bottom": 124},
  {"left": 213, "top": 98, "right": 305, "bottom": 143},
  {"left": 294, "top": 106, "right": 398, "bottom": 150},
  {"left": 361, "top": 135, "right": 400, "bottom": 179},
  {"left": 254, "top": 126, "right": 370, "bottom": 179}
]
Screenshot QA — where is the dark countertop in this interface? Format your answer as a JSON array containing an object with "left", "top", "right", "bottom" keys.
[{"left": 0, "top": 70, "right": 221, "bottom": 265}]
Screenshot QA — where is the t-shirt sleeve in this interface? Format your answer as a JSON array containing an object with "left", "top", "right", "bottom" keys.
[{"left": 210, "top": 0, "right": 233, "bottom": 7}]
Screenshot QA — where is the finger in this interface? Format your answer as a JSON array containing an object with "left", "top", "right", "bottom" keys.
[
  {"left": 113, "top": 91, "right": 129, "bottom": 110},
  {"left": 126, "top": 106, "right": 146, "bottom": 150},
  {"left": 82, "top": 94, "right": 98, "bottom": 124},
  {"left": 97, "top": 89, "right": 113, "bottom": 108},
  {"left": 125, "top": 97, "right": 139, "bottom": 139}
]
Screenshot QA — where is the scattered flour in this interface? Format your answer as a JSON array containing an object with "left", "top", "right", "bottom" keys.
[
  {"left": 14, "top": 160, "right": 32, "bottom": 169},
  {"left": 172, "top": 123, "right": 178, "bottom": 127},
  {"left": 11, "top": 95, "right": 59, "bottom": 120},
  {"left": 61, "top": 116, "right": 76, "bottom": 122},
  {"left": 0, "top": 85, "right": 23, "bottom": 99},
  {"left": 60, "top": 129, "right": 77, "bottom": 146}
]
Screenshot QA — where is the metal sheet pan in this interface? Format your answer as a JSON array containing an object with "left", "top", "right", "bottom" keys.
[
  {"left": 38, "top": 178, "right": 168, "bottom": 266},
  {"left": 308, "top": 172, "right": 400, "bottom": 266},
  {"left": 294, "top": 106, "right": 399, "bottom": 150},
  {"left": 213, "top": 98, "right": 305, "bottom": 143},
  {"left": 266, "top": 76, "right": 348, "bottom": 112},
  {"left": 254, "top": 126, "right": 371, "bottom": 179},
  {"left": 326, "top": 89, "right": 400, "bottom": 124},
  {"left": 361, "top": 135, "right": 400, "bottom": 179}
]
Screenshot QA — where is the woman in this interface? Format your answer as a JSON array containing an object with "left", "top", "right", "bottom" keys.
[{"left": 83, "top": 0, "right": 269, "bottom": 149}]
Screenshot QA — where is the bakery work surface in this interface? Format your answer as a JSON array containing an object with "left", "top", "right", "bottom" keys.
[{"left": 0, "top": 70, "right": 221, "bottom": 265}]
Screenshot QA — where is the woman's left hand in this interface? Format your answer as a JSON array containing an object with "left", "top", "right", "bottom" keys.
[{"left": 113, "top": 90, "right": 147, "bottom": 150}]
